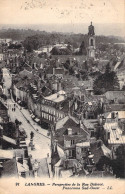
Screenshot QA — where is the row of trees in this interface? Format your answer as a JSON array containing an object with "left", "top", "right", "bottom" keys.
[
  {"left": 19, "top": 30, "right": 125, "bottom": 52},
  {"left": 0, "top": 28, "right": 125, "bottom": 44}
]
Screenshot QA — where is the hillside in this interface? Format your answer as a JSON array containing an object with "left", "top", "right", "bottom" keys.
[{"left": 0, "top": 29, "right": 125, "bottom": 48}]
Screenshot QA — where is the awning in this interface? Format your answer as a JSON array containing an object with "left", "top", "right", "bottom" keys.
[
  {"left": 3, "top": 135, "right": 16, "bottom": 145},
  {"left": 88, "top": 154, "right": 94, "bottom": 159},
  {"left": 35, "top": 118, "right": 40, "bottom": 122},
  {"left": 0, "top": 150, "right": 14, "bottom": 159},
  {"left": 76, "top": 142, "right": 90, "bottom": 147}
]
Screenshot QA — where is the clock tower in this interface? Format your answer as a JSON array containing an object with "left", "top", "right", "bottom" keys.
[{"left": 88, "top": 22, "right": 96, "bottom": 59}]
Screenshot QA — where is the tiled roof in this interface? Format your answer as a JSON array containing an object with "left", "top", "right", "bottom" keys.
[
  {"left": 82, "top": 101, "right": 98, "bottom": 112},
  {"left": 63, "top": 118, "right": 80, "bottom": 132},
  {"left": 82, "top": 119, "right": 95, "bottom": 129}
]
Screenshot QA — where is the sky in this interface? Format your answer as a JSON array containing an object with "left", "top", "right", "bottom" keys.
[{"left": 0, "top": 0, "right": 125, "bottom": 36}]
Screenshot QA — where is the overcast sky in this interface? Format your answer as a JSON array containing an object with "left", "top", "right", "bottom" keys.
[{"left": 0, "top": 0, "right": 125, "bottom": 36}]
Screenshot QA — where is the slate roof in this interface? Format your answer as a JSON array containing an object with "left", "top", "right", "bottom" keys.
[
  {"left": 82, "top": 119, "right": 95, "bottom": 129},
  {"left": 2, "top": 158, "right": 18, "bottom": 178},
  {"left": 55, "top": 118, "right": 89, "bottom": 148},
  {"left": 82, "top": 101, "right": 98, "bottom": 112}
]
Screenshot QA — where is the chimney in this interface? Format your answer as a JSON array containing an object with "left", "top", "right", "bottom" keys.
[
  {"left": 68, "top": 128, "right": 72, "bottom": 135},
  {"left": 108, "top": 131, "right": 110, "bottom": 140},
  {"left": 53, "top": 68, "right": 55, "bottom": 75},
  {"left": 57, "top": 81, "right": 62, "bottom": 91},
  {"left": 79, "top": 120, "right": 83, "bottom": 128},
  {"left": 111, "top": 112, "right": 115, "bottom": 119}
]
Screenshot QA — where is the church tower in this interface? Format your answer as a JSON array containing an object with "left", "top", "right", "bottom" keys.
[{"left": 88, "top": 22, "right": 96, "bottom": 59}]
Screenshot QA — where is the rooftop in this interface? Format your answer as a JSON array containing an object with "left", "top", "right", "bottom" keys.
[
  {"left": 44, "top": 90, "right": 66, "bottom": 103},
  {"left": 82, "top": 119, "right": 95, "bottom": 129},
  {"left": 104, "top": 122, "right": 125, "bottom": 145},
  {"left": 3, "top": 135, "right": 16, "bottom": 145},
  {"left": 104, "top": 104, "right": 125, "bottom": 112}
]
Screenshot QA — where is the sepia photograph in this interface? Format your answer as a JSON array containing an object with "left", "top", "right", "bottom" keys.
[{"left": 0, "top": 0, "right": 125, "bottom": 193}]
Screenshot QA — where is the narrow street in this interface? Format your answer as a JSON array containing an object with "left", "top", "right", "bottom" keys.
[{"left": 2, "top": 68, "right": 50, "bottom": 177}]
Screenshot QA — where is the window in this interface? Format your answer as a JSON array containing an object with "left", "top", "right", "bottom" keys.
[
  {"left": 91, "top": 130, "right": 94, "bottom": 137},
  {"left": 69, "top": 150, "right": 72, "bottom": 157},
  {"left": 91, "top": 39, "right": 93, "bottom": 46},
  {"left": 71, "top": 139, "right": 75, "bottom": 145}
]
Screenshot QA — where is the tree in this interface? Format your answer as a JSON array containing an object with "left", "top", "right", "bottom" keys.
[
  {"left": 79, "top": 41, "right": 87, "bottom": 55},
  {"left": 105, "top": 63, "right": 111, "bottom": 74},
  {"left": 111, "top": 145, "right": 125, "bottom": 178},
  {"left": 93, "top": 63, "right": 120, "bottom": 94},
  {"left": 93, "top": 74, "right": 105, "bottom": 94},
  {"left": 96, "top": 156, "right": 111, "bottom": 171}
]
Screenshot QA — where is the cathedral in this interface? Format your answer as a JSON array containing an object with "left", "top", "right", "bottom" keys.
[{"left": 87, "top": 22, "right": 96, "bottom": 59}]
